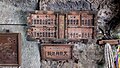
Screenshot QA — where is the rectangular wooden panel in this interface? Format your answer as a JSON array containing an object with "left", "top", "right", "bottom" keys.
[
  {"left": 27, "top": 11, "right": 95, "bottom": 43},
  {"left": 67, "top": 27, "right": 93, "bottom": 40},
  {"left": 98, "top": 40, "right": 119, "bottom": 45},
  {"left": 31, "top": 14, "right": 56, "bottom": 27},
  {"left": 27, "top": 11, "right": 56, "bottom": 27},
  {"left": 27, "top": 11, "right": 58, "bottom": 41},
  {"left": 59, "top": 15, "right": 65, "bottom": 39},
  {"left": 81, "top": 12, "right": 93, "bottom": 26},
  {"left": 66, "top": 12, "right": 80, "bottom": 27},
  {"left": 27, "top": 27, "right": 57, "bottom": 40},
  {"left": 0, "top": 33, "right": 21, "bottom": 66},
  {"left": 41, "top": 44, "right": 73, "bottom": 60}
]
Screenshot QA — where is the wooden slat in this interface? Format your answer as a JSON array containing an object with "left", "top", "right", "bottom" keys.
[{"left": 98, "top": 40, "right": 119, "bottom": 45}]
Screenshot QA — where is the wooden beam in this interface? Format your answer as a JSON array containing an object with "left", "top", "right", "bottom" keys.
[{"left": 98, "top": 40, "right": 119, "bottom": 45}]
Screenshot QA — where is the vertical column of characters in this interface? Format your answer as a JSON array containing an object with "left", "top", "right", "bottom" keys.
[
  {"left": 58, "top": 15, "right": 65, "bottom": 39},
  {"left": 65, "top": 13, "right": 68, "bottom": 39}
]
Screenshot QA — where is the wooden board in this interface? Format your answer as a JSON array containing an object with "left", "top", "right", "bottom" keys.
[
  {"left": 27, "top": 11, "right": 58, "bottom": 41},
  {"left": 98, "top": 40, "right": 119, "bottom": 45},
  {"left": 59, "top": 15, "right": 65, "bottom": 39},
  {"left": 65, "top": 11, "right": 95, "bottom": 41},
  {"left": 27, "top": 11, "right": 95, "bottom": 44},
  {"left": 0, "top": 33, "right": 21, "bottom": 66},
  {"left": 41, "top": 44, "right": 73, "bottom": 60}
]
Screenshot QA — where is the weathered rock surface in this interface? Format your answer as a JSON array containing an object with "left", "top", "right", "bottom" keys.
[{"left": 0, "top": 0, "right": 119, "bottom": 68}]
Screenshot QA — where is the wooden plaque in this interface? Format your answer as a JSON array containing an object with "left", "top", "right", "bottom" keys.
[
  {"left": 66, "top": 11, "right": 94, "bottom": 40},
  {"left": 27, "top": 11, "right": 58, "bottom": 41},
  {"left": 0, "top": 33, "right": 21, "bottom": 66},
  {"left": 66, "top": 12, "right": 80, "bottom": 27},
  {"left": 27, "top": 11, "right": 95, "bottom": 44},
  {"left": 67, "top": 27, "right": 93, "bottom": 40},
  {"left": 98, "top": 40, "right": 119, "bottom": 45},
  {"left": 41, "top": 44, "right": 73, "bottom": 60}
]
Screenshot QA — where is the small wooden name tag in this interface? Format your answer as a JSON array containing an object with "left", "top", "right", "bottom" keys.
[
  {"left": 41, "top": 44, "right": 73, "bottom": 60},
  {"left": 98, "top": 40, "right": 119, "bottom": 45}
]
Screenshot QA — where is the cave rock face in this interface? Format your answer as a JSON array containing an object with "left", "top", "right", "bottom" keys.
[
  {"left": 41, "top": 0, "right": 92, "bottom": 11},
  {"left": 97, "top": 7, "right": 113, "bottom": 24},
  {"left": 0, "top": 0, "right": 119, "bottom": 68}
]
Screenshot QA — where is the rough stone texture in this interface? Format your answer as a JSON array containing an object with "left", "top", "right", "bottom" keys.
[
  {"left": 0, "top": 2, "right": 23, "bottom": 24},
  {"left": 0, "top": 0, "right": 38, "bottom": 11},
  {"left": 0, "top": 0, "right": 119, "bottom": 68},
  {"left": 45, "top": 0, "right": 92, "bottom": 11}
]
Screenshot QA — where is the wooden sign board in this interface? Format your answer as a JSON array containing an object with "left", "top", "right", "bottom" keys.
[
  {"left": 27, "top": 11, "right": 95, "bottom": 44},
  {"left": 27, "top": 11, "right": 58, "bottom": 41},
  {"left": 66, "top": 11, "right": 94, "bottom": 40},
  {"left": 0, "top": 33, "right": 21, "bottom": 66},
  {"left": 27, "top": 27, "right": 57, "bottom": 40},
  {"left": 98, "top": 40, "right": 119, "bottom": 45},
  {"left": 41, "top": 44, "right": 73, "bottom": 60}
]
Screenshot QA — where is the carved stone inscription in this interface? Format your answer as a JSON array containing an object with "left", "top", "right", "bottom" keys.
[
  {"left": 41, "top": 44, "right": 72, "bottom": 60},
  {"left": 0, "top": 33, "right": 20, "bottom": 66}
]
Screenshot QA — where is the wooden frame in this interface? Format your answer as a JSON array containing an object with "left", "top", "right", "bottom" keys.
[
  {"left": 40, "top": 44, "right": 73, "bottom": 60},
  {"left": 0, "top": 33, "right": 21, "bottom": 66}
]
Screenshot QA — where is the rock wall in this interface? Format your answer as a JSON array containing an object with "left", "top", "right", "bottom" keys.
[{"left": 0, "top": 0, "right": 119, "bottom": 68}]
